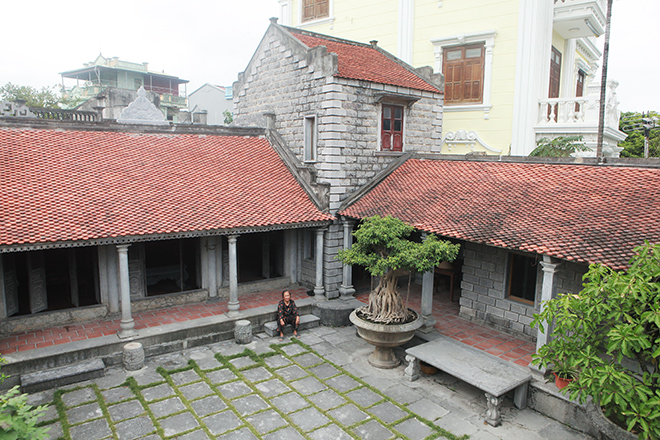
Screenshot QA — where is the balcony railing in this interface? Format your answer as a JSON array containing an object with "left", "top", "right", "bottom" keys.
[{"left": 538, "top": 98, "right": 590, "bottom": 124}]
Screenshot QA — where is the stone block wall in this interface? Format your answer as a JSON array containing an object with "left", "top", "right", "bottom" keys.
[{"left": 458, "top": 242, "right": 590, "bottom": 340}]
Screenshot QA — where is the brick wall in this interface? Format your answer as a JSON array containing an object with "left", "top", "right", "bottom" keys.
[{"left": 459, "top": 242, "right": 588, "bottom": 340}]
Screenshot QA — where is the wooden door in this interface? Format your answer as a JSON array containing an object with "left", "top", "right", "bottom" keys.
[
  {"left": 2, "top": 255, "right": 19, "bottom": 317},
  {"left": 548, "top": 46, "right": 562, "bottom": 121},
  {"left": 28, "top": 252, "right": 48, "bottom": 314}
]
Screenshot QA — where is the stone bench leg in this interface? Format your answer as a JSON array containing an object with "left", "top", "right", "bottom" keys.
[
  {"left": 404, "top": 355, "right": 420, "bottom": 381},
  {"left": 485, "top": 393, "right": 503, "bottom": 427},
  {"left": 513, "top": 382, "right": 528, "bottom": 409}
]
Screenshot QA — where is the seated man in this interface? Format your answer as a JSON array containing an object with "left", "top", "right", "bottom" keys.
[{"left": 277, "top": 290, "right": 300, "bottom": 341}]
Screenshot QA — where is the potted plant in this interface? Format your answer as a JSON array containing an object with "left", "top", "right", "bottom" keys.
[
  {"left": 531, "top": 242, "right": 660, "bottom": 440},
  {"left": 337, "top": 215, "right": 459, "bottom": 368},
  {"left": 551, "top": 364, "right": 577, "bottom": 390}
]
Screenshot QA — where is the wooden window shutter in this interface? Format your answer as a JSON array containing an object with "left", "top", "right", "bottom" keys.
[{"left": 443, "top": 44, "right": 484, "bottom": 105}]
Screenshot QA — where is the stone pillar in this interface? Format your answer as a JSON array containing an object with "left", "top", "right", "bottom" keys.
[
  {"left": 117, "top": 245, "right": 138, "bottom": 339},
  {"left": 314, "top": 228, "right": 326, "bottom": 296},
  {"left": 420, "top": 232, "right": 436, "bottom": 332},
  {"left": 339, "top": 219, "right": 355, "bottom": 297},
  {"left": 207, "top": 237, "right": 218, "bottom": 298},
  {"left": 227, "top": 235, "right": 240, "bottom": 314},
  {"left": 535, "top": 256, "right": 561, "bottom": 369}
]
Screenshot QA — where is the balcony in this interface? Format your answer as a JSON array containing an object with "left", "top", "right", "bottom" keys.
[
  {"left": 534, "top": 80, "right": 627, "bottom": 157},
  {"left": 553, "top": 0, "right": 606, "bottom": 38}
]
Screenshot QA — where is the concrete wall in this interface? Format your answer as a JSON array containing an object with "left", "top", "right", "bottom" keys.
[
  {"left": 458, "top": 242, "right": 588, "bottom": 339},
  {"left": 234, "top": 24, "right": 444, "bottom": 296}
]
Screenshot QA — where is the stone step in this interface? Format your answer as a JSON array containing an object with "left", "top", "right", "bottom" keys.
[
  {"left": 21, "top": 358, "right": 105, "bottom": 393},
  {"left": 263, "top": 314, "right": 320, "bottom": 337}
]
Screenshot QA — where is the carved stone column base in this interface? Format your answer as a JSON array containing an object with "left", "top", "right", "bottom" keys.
[{"left": 485, "top": 393, "right": 503, "bottom": 426}]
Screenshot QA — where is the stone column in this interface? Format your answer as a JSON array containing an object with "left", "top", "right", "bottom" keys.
[
  {"left": 207, "top": 237, "right": 218, "bottom": 298},
  {"left": 314, "top": 228, "right": 326, "bottom": 296},
  {"left": 339, "top": 219, "right": 355, "bottom": 297},
  {"left": 117, "top": 245, "right": 138, "bottom": 339},
  {"left": 227, "top": 235, "right": 240, "bottom": 314},
  {"left": 535, "top": 256, "right": 561, "bottom": 369},
  {"left": 420, "top": 232, "right": 436, "bottom": 332}
]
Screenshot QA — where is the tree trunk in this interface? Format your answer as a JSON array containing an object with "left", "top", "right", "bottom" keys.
[{"left": 359, "top": 269, "right": 414, "bottom": 323}]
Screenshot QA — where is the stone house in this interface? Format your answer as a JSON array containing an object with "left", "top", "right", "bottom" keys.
[
  {"left": 0, "top": 114, "right": 332, "bottom": 336},
  {"left": 339, "top": 155, "right": 660, "bottom": 346},
  {"left": 234, "top": 19, "right": 444, "bottom": 298}
]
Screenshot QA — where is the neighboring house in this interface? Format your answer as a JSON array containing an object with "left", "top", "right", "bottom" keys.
[
  {"left": 234, "top": 19, "right": 445, "bottom": 297},
  {"left": 188, "top": 83, "right": 234, "bottom": 125},
  {"left": 60, "top": 54, "right": 189, "bottom": 122},
  {"left": 280, "top": 0, "right": 626, "bottom": 157},
  {"left": 339, "top": 155, "right": 660, "bottom": 345},
  {"left": 0, "top": 111, "right": 332, "bottom": 335}
]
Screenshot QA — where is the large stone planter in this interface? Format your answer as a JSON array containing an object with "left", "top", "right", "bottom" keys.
[
  {"left": 349, "top": 309, "right": 423, "bottom": 369},
  {"left": 585, "top": 401, "right": 637, "bottom": 440}
]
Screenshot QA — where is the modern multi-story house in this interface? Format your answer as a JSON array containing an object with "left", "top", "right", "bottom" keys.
[
  {"left": 278, "top": 0, "right": 626, "bottom": 156},
  {"left": 60, "top": 54, "right": 189, "bottom": 122},
  {"left": 188, "top": 83, "right": 234, "bottom": 125}
]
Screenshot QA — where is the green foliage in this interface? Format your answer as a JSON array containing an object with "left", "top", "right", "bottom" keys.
[
  {"left": 223, "top": 109, "right": 233, "bottom": 125},
  {"left": 337, "top": 215, "right": 460, "bottom": 277},
  {"left": 0, "top": 82, "right": 67, "bottom": 108},
  {"left": 529, "top": 135, "right": 591, "bottom": 157},
  {"left": 531, "top": 242, "right": 660, "bottom": 439},
  {"left": 0, "top": 358, "right": 51, "bottom": 440},
  {"left": 619, "top": 111, "right": 660, "bottom": 158}
]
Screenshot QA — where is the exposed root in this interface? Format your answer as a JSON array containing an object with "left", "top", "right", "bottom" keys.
[{"left": 357, "top": 270, "right": 415, "bottom": 324}]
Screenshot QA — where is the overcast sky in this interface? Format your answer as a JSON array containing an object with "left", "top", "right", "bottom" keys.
[{"left": 0, "top": 0, "right": 656, "bottom": 112}]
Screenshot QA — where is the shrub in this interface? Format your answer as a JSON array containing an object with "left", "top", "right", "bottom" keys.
[
  {"left": 531, "top": 242, "right": 660, "bottom": 439},
  {"left": 0, "top": 358, "right": 51, "bottom": 439}
]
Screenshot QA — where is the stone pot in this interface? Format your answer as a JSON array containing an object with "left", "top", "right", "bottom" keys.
[
  {"left": 585, "top": 401, "right": 637, "bottom": 440},
  {"left": 349, "top": 309, "right": 424, "bottom": 369}
]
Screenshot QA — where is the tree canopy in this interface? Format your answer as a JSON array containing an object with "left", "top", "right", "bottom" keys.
[
  {"left": 338, "top": 215, "right": 459, "bottom": 323},
  {"left": 0, "top": 82, "right": 67, "bottom": 108},
  {"left": 619, "top": 111, "right": 660, "bottom": 158}
]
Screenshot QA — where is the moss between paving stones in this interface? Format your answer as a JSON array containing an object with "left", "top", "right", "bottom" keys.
[{"left": 28, "top": 339, "right": 465, "bottom": 440}]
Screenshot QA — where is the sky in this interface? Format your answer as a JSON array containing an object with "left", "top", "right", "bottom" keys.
[{"left": 0, "top": 0, "right": 657, "bottom": 112}]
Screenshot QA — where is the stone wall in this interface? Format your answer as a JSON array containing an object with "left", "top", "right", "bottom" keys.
[
  {"left": 458, "top": 242, "right": 588, "bottom": 340},
  {"left": 234, "top": 24, "right": 444, "bottom": 296}
]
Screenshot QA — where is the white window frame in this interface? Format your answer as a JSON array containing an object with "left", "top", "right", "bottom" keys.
[
  {"left": 297, "top": 0, "right": 335, "bottom": 28},
  {"left": 431, "top": 30, "right": 497, "bottom": 119},
  {"left": 303, "top": 114, "right": 317, "bottom": 162},
  {"left": 278, "top": 0, "right": 292, "bottom": 26}
]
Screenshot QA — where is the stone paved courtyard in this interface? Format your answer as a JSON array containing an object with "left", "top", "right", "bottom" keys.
[{"left": 28, "top": 326, "right": 591, "bottom": 440}]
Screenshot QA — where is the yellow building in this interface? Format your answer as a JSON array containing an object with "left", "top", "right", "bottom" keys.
[{"left": 278, "top": 0, "right": 626, "bottom": 156}]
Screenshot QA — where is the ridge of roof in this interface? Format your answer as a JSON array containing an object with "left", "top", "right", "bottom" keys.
[{"left": 281, "top": 25, "right": 442, "bottom": 94}]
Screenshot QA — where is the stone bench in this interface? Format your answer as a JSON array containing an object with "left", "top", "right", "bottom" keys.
[
  {"left": 404, "top": 335, "right": 531, "bottom": 427},
  {"left": 21, "top": 358, "right": 105, "bottom": 393},
  {"left": 263, "top": 314, "right": 320, "bottom": 337}
]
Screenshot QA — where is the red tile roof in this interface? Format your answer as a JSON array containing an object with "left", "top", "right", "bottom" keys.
[
  {"left": 0, "top": 127, "right": 332, "bottom": 248},
  {"left": 290, "top": 31, "right": 441, "bottom": 94},
  {"left": 340, "top": 159, "right": 660, "bottom": 269}
]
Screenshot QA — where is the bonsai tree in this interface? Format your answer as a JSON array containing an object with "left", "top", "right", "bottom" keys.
[
  {"left": 531, "top": 242, "right": 660, "bottom": 440},
  {"left": 338, "top": 215, "right": 460, "bottom": 324}
]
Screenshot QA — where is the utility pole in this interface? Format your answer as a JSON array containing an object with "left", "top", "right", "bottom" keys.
[{"left": 596, "top": 0, "right": 613, "bottom": 158}]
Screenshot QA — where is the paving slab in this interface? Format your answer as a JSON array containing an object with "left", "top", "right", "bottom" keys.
[
  {"left": 102, "top": 386, "right": 135, "bottom": 404},
  {"left": 115, "top": 415, "right": 156, "bottom": 440},
  {"left": 205, "top": 368, "right": 237, "bottom": 384},
  {"left": 159, "top": 412, "right": 199, "bottom": 437},
  {"left": 216, "top": 380, "right": 253, "bottom": 398},
  {"left": 328, "top": 403, "right": 369, "bottom": 426},
  {"left": 66, "top": 401, "right": 103, "bottom": 425},
  {"left": 191, "top": 394, "right": 228, "bottom": 416},
  {"left": 394, "top": 418, "right": 434, "bottom": 440},
  {"left": 271, "top": 392, "right": 310, "bottom": 413},
  {"left": 275, "top": 364, "right": 308, "bottom": 381},
  {"left": 141, "top": 383, "right": 175, "bottom": 401},
  {"left": 245, "top": 409, "right": 288, "bottom": 434},
  {"left": 264, "top": 354, "right": 292, "bottom": 369},
  {"left": 294, "top": 352, "right": 323, "bottom": 367},
  {"left": 69, "top": 418, "right": 112, "bottom": 440},
  {"left": 309, "top": 362, "right": 340, "bottom": 379},
  {"left": 368, "top": 401, "right": 407, "bottom": 424},
  {"left": 108, "top": 399, "right": 145, "bottom": 421},
  {"left": 289, "top": 406, "right": 330, "bottom": 432},
  {"left": 231, "top": 356, "right": 259, "bottom": 369},
  {"left": 170, "top": 369, "right": 202, "bottom": 385},
  {"left": 352, "top": 419, "right": 394, "bottom": 440},
  {"left": 325, "top": 374, "right": 360, "bottom": 392},
  {"left": 281, "top": 344, "right": 308, "bottom": 356},
  {"left": 233, "top": 394, "right": 270, "bottom": 416},
  {"left": 291, "top": 376, "right": 327, "bottom": 395},
  {"left": 407, "top": 398, "right": 450, "bottom": 421},
  {"left": 255, "top": 378, "right": 291, "bottom": 397},
  {"left": 263, "top": 426, "right": 306, "bottom": 440},
  {"left": 203, "top": 410, "right": 242, "bottom": 435},
  {"left": 242, "top": 366, "right": 273, "bottom": 382},
  {"left": 346, "top": 387, "right": 383, "bottom": 407},
  {"left": 175, "top": 429, "right": 212, "bottom": 440},
  {"left": 308, "top": 389, "right": 347, "bottom": 411},
  {"left": 61, "top": 387, "right": 97, "bottom": 407},
  {"left": 180, "top": 381, "right": 214, "bottom": 400},
  {"left": 309, "top": 423, "right": 354, "bottom": 440},
  {"left": 216, "top": 426, "right": 259, "bottom": 439},
  {"left": 149, "top": 397, "right": 186, "bottom": 418}
]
